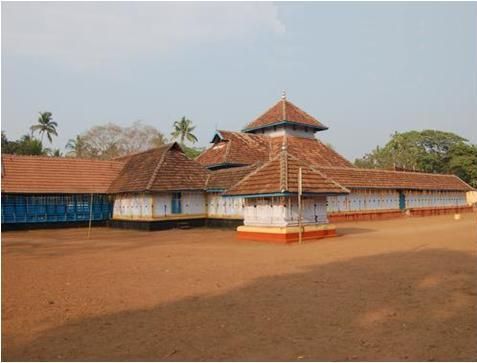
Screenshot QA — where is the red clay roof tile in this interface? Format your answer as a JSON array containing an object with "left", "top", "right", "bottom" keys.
[
  {"left": 243, "top": 98, "right": 327, "bottom": 131},
  {"left": 317, "top": 166, "right": 473, "bottom": 192},
  {"left": 197, "top": 131, "right": 354, "bottom": 169},
  {"left": 196, "top": 131, "right": 271, "bottom": 167},
  {"left": 206, "top": 164, "right": 261, "bottom": 191},
  {"left": 1, "top": 154, "right": 124, "bottom": 194},
  {"left": 108, "top": 143, "right": 209, "bottom": 193},
  {"left": 225, "top": 149, "right": 349, "bottom": 196}
]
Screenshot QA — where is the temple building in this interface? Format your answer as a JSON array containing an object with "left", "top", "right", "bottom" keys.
[{"left": 2, "top": 94, "right": 474, "bottom": 242}]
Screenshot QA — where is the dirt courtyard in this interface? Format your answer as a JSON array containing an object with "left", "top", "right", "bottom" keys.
[{"left": 2, "top": 214, "right": 477, "bottom": 361}]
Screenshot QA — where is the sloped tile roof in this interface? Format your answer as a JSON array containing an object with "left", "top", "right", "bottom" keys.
[
  {"left": 317, "top": 166, "right": 474, "bottom": 192},
  {"left": 270, "top": 135, "right": 355, "bottom": 168},
  {"left": 206, "top": 164, "right": 261, "bottom": 191},
  {"left": 243, "top": 98, "right": 327, "bottom": 131},
  {"left": 196, "top": 130, "right": 271, "bottom": 167},
  {"left": 1, "top": 154, "right": 125, "bottom": 194},
  {"left": 225, "top": 149, "right": 349, "bottom": 196},
  {"left": 108, "top": 143, "right": 209, "bottom": 193},
  {"left": 196, "top": 131, "right": 353, "bottom": 169}
]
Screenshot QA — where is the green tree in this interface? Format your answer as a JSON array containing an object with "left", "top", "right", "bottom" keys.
[
  {"left": 66, "top": 135, "right": 89, "bottom": 158},
  {"left": 1, "top": 131, "right": 17, "bottom": 154},
  {"left": 171, "top": 117, "right": 198, "bottom": 145},
  {"left": 354, "top": 129, "right": 476, "bottom": 186},
  {"left": 30, "top": 112, "right": 58, "bottom": 143},
  {"left": 446, "top": 143, "right": 477, "bottom": 188},
  {"left": 1, "top": 133, "right": 46, "bottom": 155},
  {"left": 180, "top": 144, "right": 204, "bottom": 159}
]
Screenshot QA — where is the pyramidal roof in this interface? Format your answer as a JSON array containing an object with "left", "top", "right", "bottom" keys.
[
  {"left": 224, "top": 139, "right": 349, "bottom": 197},
  {"left": 242, "top": 94, "right": 328, "bottom": 132},
  {"left": 108, "top": 143, "right": 209, "bottom": 193}
]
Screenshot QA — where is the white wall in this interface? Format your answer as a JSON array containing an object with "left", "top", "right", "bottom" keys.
[
  {"left": 467, "top": 191, "right": 477, "bottom": 206},
  {"left": 404, "top": 190, "right": 467, "bottom": 208},
  {"left": 113, "top": 191, "right": 206, "bottom": 220},
  {"left": 251, "top": 125, "right": 315, "bottom": 139},
  {"left": 243, "top": 196, "right": 328, "bottom": 227},
  {"left": 113, "top": 193, "right": 153, "bottom": 219},
  {"left": 327, "top": 190, "right": 399, "bottom": 213},
  {"left": 207, "top": 193, "right": 244, "bottom": 218},
  {"left": 326, "top": 189, "right": 468, "bottom": 213}
]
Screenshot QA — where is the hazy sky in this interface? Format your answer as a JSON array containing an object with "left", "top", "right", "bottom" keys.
[{"left": 2, "top": 2, "right": 476, "bottom": 161}]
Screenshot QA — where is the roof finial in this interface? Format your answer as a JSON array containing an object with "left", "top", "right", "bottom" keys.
[{"left": 281, "top": 90, "right": 287, "bottom": 120}]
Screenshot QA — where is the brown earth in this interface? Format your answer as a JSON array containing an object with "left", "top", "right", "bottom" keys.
[{"left": 2, "top": 213, "right": 477, "bottom": 361}]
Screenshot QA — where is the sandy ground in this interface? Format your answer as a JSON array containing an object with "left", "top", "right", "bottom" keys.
[{"left": 2, "top": 213, "right": 477, "bottom": 361}]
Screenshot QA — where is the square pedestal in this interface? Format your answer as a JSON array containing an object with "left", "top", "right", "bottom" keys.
[{"left": 237, "top": 224, "right": 336, "bottom": 244}]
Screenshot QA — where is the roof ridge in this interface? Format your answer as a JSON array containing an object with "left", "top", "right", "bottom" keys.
[
  {"left": 146, "top": 143, "right": 176, "bottom": 191},
  {"left": 282, "top": 97, "right": 286, "bottom": 120},
  {"left": 250, "top": 99, "right": 282, "bottom": 126},
  {"left": 1, "top": 153, "right": 125, "bottom": 163},
  {"left": 280, "top": 135, "right": 288, "bottom": 192},
  {"left": 223, "top": 137, "right": 232, "bottom": 163},
  {"left": 318, "top": 165, "right": 464, "bottom": 178},
  {"left": 205, "top": 172, "right": 212, "bottom": 189},
  {"left": 225, "top": 153, "right": 282, "bottom": 194},
  {"left": 113, "top": 143, "right": 174, "bottom": 160},
  {"left": 287, "top": 152, "right": 350, "bottom": 194},
  {"left": 222, "top": 162, "right": 264, "bottom": 192},
  {"left": 284, "top": 99, "right": 320, "bottom": 124}
]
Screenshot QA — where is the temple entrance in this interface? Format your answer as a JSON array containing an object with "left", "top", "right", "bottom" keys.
[
  {"left": 399, "top": 191, "right": 406, "bottom": 210},
  {"left": 171, "top": 192, "right": 182, "bottom": 214}
]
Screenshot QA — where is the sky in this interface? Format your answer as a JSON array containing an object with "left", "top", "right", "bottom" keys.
[{"left": 2, "top": 1, "right": 476, "bottom": 161}]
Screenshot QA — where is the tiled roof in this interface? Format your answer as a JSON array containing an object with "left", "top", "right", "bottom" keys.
[
  {"left": 108, "top": 143, "right": 209, "bottom": 193},
  {"left": 225, "top": 149, "right": 349, "bottom": 196},
  {"left": 243, "top": 98, "right": 327, "bottom": 131},
  {"left": 196, "top": 131, "right": 353, "bottom": 169},
  {"left": 317, "top": 166, "right": 474, "bottom": 192},
  {"left": 1, "top": 154, "right": 124, "bottom": 194},
  {"left": 270, "top": 135, "right": 355, "bottom": 168},
  {"left": 196, "top": 130, "right": 271, "bottom": 167},
  {"left": 206, "top": 164, "right": 261, "bottom": 191}
]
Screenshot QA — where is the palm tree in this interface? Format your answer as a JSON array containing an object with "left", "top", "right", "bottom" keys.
[
  {"left": 30, "top": 112, "right": 58, "bottom": 143},
  {"left": 65, "top": 135, "right": 88, "bottom": 158},
  {"left": 171, "top": 117, "right": 198, "bottom": 145}
]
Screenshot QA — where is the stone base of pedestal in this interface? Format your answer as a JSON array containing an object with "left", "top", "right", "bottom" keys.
[{"left": 236, "top": 224, "right": 336, "bottom": 244}]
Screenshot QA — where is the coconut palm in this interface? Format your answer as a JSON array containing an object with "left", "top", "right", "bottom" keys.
[
  {"left": 65, "top": 135, "right": 88, "bottom": 158},
  {"left": 30, "top": 112, "right": 58, "bottom": 143},
  {"left": 171, "top": 117, "right": 198, "bottom": 145}
]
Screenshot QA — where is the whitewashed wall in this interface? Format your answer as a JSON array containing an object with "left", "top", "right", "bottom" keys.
[
  {"left": 327, "top": 189, "right": 400, "bottom": 213},
  {"left": 113, "top": 192, "right": 206, "bottom": 220},
  {"left": 467, "top": 191, "right": 477, "bottom": 206},
  {"left": 243, "top": 196, "right": 328, "bottom": 227},
  {"left": 113, "top": 193, "right": 153, "bottom": 219},
  {"left": 404, "top": 190, "right": 467, "bottom": 208},
  {"left": 257, "top": 125, "right": 315, "bottom": 139},
  {"left": 207, "top": 193, "right": 244, "bottom": 218}
]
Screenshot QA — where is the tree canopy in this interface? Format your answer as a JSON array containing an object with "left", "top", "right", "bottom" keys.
[
  {"left": 1, "top": 132, "right": 47, "bottom": 156},
  {"left": 71, "top": 121, "right": 168, "bottom": 159},
  {"left": 355, "top": 130, "right": 477, "bottom": 187}
]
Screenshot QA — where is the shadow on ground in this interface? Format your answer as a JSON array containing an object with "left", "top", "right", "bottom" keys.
[{"left": 3, "top": 249, "right": 477, "bottom": 361}]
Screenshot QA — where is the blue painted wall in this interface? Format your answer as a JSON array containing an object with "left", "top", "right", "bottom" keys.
[{"left": 1, "top": 194, "right": 112, "bottom": 224}]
